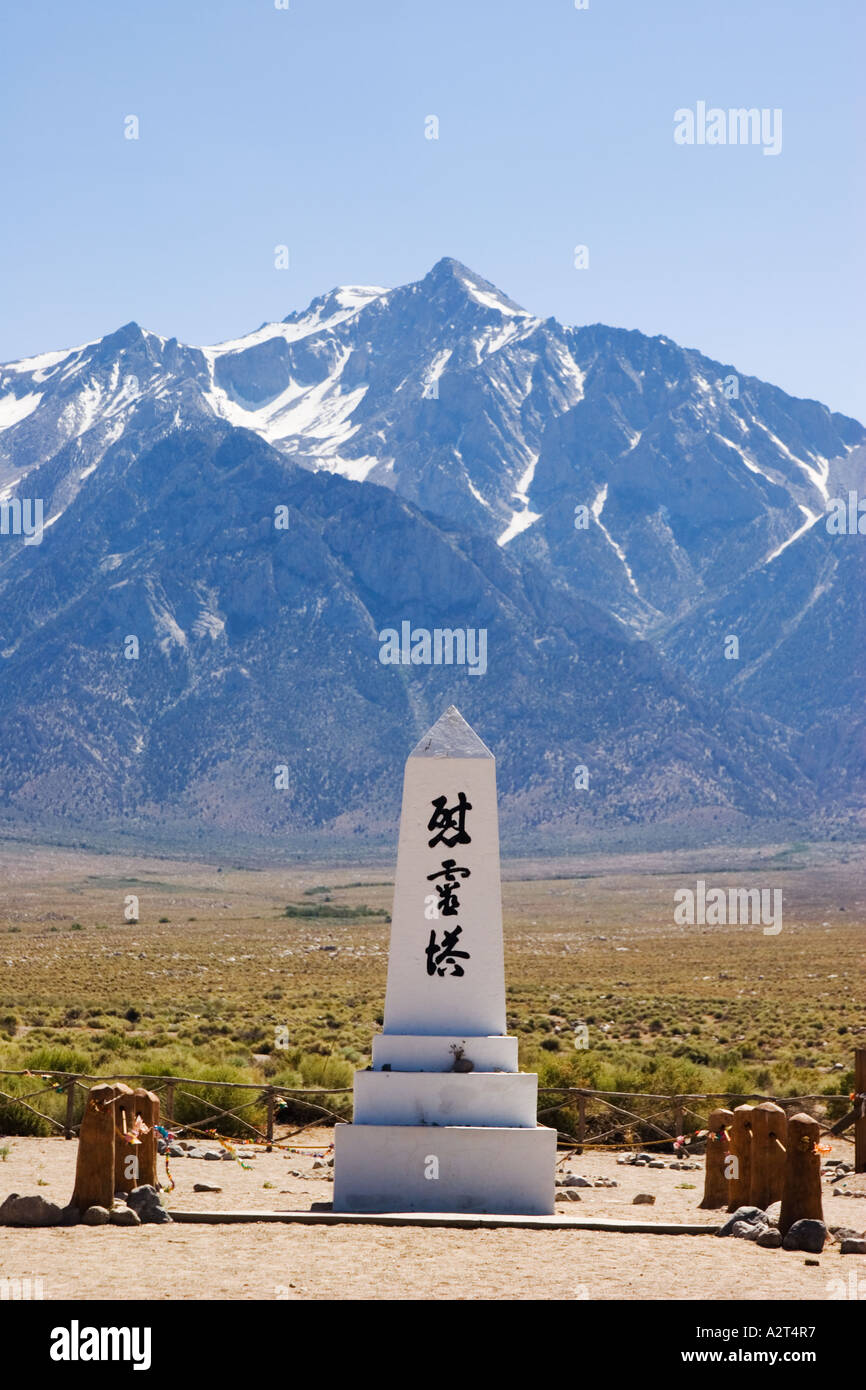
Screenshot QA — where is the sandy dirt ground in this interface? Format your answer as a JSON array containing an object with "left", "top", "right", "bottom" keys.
[{"left": 1, "top": 1131, "right": 863, "bottom": 1301}]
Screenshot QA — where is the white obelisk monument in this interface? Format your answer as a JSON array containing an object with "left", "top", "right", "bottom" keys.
[{"left": 333, "top": 706, "right": 556, "bottom": 1214}]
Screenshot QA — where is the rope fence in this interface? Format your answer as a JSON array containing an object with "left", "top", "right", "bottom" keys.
[
  {"left": 0, "top": 1070, "right": 354, "bottom": 1146},
  {"left": 534, "top": 1086, "right": 859, "bottom": 1155},
  {"left": 0, "top": 1069, "right": 858, "bottom": 1154}
]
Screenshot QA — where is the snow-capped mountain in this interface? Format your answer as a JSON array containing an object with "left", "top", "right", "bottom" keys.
[
  {"left": 0, "top": 259, "right": 861, "bottom": 843},
  {"left": 3, "top": 258, "right": 860, "bottom": 630}
]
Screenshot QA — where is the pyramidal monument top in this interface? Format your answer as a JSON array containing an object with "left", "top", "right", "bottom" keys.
[{"left": 409, "top": 705, "right": 493, "bottom": 760}]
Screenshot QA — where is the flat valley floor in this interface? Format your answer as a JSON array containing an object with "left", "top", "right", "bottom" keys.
[{"left": 0, "top": 838, "right": 863, "bottom": 1300}]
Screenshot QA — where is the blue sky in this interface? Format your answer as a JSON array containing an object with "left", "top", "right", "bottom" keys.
[{"left": 2, "top": 0, "right": 863, "bottom": 419}]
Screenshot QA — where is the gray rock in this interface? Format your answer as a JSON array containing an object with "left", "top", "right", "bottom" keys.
[
  {"left": 167, "top": 1143, "right": 185, "bottom": 1158},
  {"left": 185, "top": 1147, "right": 207, "bottom": 1159},
  {"left": 763, "top": 1201, "right": 782, "bottom": 1227},
  {"left": 203, "top": 1150, "right": 222, "bottom": 1160},
  {"left": 558, "top": 1188, "right": 581, "bottom": 1202},
  {"left": 109, "top": 1206, "right": 141, "bottom": 1226},
  {"left": 829, "top": 1225, "right": 863, "bottom": 1242},
  {"left": 562, "top": 1175, "right": 591, "bottom": 1188},
  {"left": 756, "top": 1228, "right": 783, "bottom": 1248},
  {"left": 312, "top": 1158, "right": 326, "bottom": 1170},
  {"left": 731, "top": 1220, "right": 764, "bottom": 1241},
  {"left": 840, "top": 1237, "right": 866, "bottom": 1254},
  {"left": 0, "top": 1193, "right": 65, "bottom": 1227},
  {"left": 717, "top": 1206, "right": 769, "bottom": 1237},
  {"left": 193, "top": 1182, "right": 222, "bottom": 1193},
  {"left": 126, "top": 1184, "right": 173, "bottom": 1224},
  {"left": 60, "top": 1205, "right": 81, "bottom": 1227},
  {"left": 648, "top": 1161, "right": 666, "bottom": 1169},
  {"left": 632, "top": 1193, "right": 655, "bottom": 1205},
  {"left": 782, "top": 1219, "right": 827, "bottom": 1253},
  {"left": 82, "top": 1205, "right": 111, "bottom": 1225},
  {"left": 221, "top": 1150, "right": 236, "bottom": 1160}
]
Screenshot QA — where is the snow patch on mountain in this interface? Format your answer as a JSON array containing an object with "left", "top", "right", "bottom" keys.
[
  {"left": 591, "top": 484, "right": 641, "bottom": 595},
  {"left": 552, "top": 342, "right": 586, "bottom": 401},
  {"left": 750, "top": 418, "right": 830, "bottom": 502},
  {"left": 313, "top": 453, "right": 385, "bottom": 483},
  {"left": 425, "top": 349, "right": 452, "bottom": 391},
  {"left": 765, "top": 504, "right": 821, "bottom": 563},
  {"left": 192, "top": 605, "right": 226, "bottom": 640},
  {"left": 4, "top": 346, "right": 83, "bottom": 379},
  {"left": 498, "top": 452, "right": 542, "bottom": 545},
  {"left": 0, "top": 391, "right": 43, "bottom": 432},
  {"left": 471, "top": 315, "right": 540, "bottom": 363},
  {"left": 713, "top": 431, "right": 779, "bottom": 486},
  {"left": 203, "top": 344, "right": 367, "bottom": 451}
]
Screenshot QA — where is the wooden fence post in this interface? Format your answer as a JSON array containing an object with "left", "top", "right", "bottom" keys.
[
  {"left": 114, "top": 1084, "right": 161, "bottom": 1192},
  {"left": 165, "top": 1081, "right": 175, "bottom": 1125},
  {"left": 699, "top": 1107, "right": 733, "bottom": 1209},
  {"left": 113, "top": 1084, "right": 137, "bottom": 1195},
  {"left": 266, "top": 1088, "right": 275, "bottom": 1152},
  {"left": 64, "top": 1078, "right": 77, "bottom": 1140},
  {"left": 70, "top": 1084, "right": 117, "bottom": 1213},
  {"left": 855, "top": 1048, "right": 866, "bottom": 1174},
  {"left": 727, "top": 1104, "right": 754, "bottom": 1211},
  {"left": 578, "top": 1094, "right": 586, "bottom": 1146},
  {"left": 779, "top": 1113, "right": 823, "bottom": 1237},
  {"left": 749, "top": 1101, "right": 788, "bottom": 1210},
  {"left": 135, "top": 1088, "right": 160, "bottom": 1188}
]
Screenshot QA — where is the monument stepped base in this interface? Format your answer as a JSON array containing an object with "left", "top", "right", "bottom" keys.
[
  {"left": 333, "top": 1122, "right": 556, "bottom": 1215},
  {"left": 353, "top": 1069, "right": 537, "bottom": 1127},
  {"left": 372, "top": 1034, "right": 518, "bottom": 1072}
]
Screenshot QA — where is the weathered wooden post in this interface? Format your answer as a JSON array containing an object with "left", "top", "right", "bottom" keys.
[
  {"left": 727, "top": 1103, "right": 754, "bottom": 1210},
  {"left": 749, "top": 1101, "right": 788, "bottom": 1209},
  {"left": 134, "top": 1088, "right": 160, "bottom": 1188},
  {"left": 266, "top": 1087, "right": 275, "bottom": 1152},
  {"left": 70, "top": 1084, "right": 117, "bottom": 1213},
  {"left": 64, "top": 1078, "right": 77, "bottom": 1140},
  {"left": 779, "top": 1113, "right": 823, "bottom": 1236},
  {"left": 113, "top": 1084, "right": 137, "bottom": 1194},
  {"left": 699, "top": 1107, "right": 733, "bottom": 1209},
  {"left": 855, "top": 1048, "right": 866, "bottom": 1174}
]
